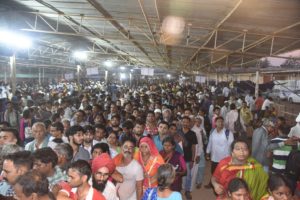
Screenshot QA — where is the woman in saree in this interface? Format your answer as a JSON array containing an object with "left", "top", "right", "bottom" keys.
[
  {"left": 211, "top": 138, "right": 268, "bottom": 200},
  {"left": 134, "top": 136, "right": 165, "bottom": 191}
]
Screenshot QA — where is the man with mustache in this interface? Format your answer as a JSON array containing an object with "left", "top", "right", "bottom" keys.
[
  {"left": 114, "top": 137, "right": 144, "bottom": 200},
  {"left": 0, "top": 151, "right": 33, "bottom": 197},
  {"left": 91, "top": 153, "right": 118, "bottom": 200}
]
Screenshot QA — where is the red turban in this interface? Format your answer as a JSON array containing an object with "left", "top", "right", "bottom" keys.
[{"left": 91, "top": 153, "right": 116, "bottom": 174}]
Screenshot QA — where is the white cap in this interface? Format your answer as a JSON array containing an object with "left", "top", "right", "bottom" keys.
[
  {"left": 154, "top": 109, "right": 162, "bottom": 113},
  {"left": 296, "top": 113, "right": 300, "bottom": 123}
]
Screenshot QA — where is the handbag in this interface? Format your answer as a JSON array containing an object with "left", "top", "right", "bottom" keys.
[{"left": 234, "top": 111, "right": 246, "bottom": 137}]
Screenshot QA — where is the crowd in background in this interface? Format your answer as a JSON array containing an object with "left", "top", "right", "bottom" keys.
[{"left": 0, "top": 80, "right": 299, "bottom": 200}]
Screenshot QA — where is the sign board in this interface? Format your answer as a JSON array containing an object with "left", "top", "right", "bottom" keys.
[
  {"left": 64, "top": 73, "right": 74, "bottom": 80},
  {"left": 86, "top": 67, "right": 99, "bottom": 75},
  {"left": 141, "top": 68, "right": 154, "bottom": 76},
  {"left": 195, "top": 76, "right": 206, "bottom": 83}
]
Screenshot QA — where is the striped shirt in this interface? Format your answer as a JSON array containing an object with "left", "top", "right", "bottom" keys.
[
  {"left": 48, "top": 166, "right": 68, "bottom": 189},
  {"left": 271, "top": 136, "right": 300, "bottom": 174}
]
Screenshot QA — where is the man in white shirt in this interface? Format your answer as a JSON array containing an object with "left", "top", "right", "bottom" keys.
[
  {"left": 61, "top": 99, "right": 74, "bottom": 121},
  {"left": 245, "top": 93, "right": 252, "bottom": 106},
  {"left": 70, "top": 110, "right": 89, "bottom": 127},
  {"left": 225, "top": 103, "right": 246, "bottom": 136},
  {"left": 205, "top": 116, "right": 234, "bottom": 188},
  {"left": 288, "top": 113, "right": 300, "bottom": 138},
  {"left": 115, "top": 137, "right": 143, "bottom": 200},
  {"left": 222, "top": 86, "right": 230, "bottom": 98},
  {"left": 25, "top": 122, "right": 49, "bottom": 152},
  {"left": 91, "top": 153, "right": 119, "bottom": 200},
  {"left": 191, "top": 117, "right": 206, "bottom": 189},
  {"left": 220, "top": 101, "right": 229, "bottom": 120},
  {"left": 261, "top": 97, "right": 273, "bottom": 111}
]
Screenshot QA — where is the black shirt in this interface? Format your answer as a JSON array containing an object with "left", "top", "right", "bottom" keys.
[{"left": 182, "top": 129, "right": 198, "bottom": 162}]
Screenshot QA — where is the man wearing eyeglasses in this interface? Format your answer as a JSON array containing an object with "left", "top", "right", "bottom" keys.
[{"left": 91, "top": 152, "right": 118, "bottom": 200}]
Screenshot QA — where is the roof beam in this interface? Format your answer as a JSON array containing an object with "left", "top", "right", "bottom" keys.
[
  {"left": 137, "top": 0, "right": 169, "bottom": 66},
  {"left": 184, "top": 0, "right": 243, "bottom": 68},
  {"left": 17, "top": 11, "right": 300, "bottom": 40},
  {"left": 209, "top": 21, "right": 300, "bottom": 66},
  {"left": 86, "top": 0, "right": 157, "bottom": 66},
  {"left": 33, "top": 0, "right": 144, "bottom": 65},
  {"left": 21, "top": 28, "right": 299, "bottom": 62}
]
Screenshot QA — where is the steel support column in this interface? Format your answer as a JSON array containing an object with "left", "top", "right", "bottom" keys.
[{"left": 10, "top": 54, "right": 16, "bottom": 95}]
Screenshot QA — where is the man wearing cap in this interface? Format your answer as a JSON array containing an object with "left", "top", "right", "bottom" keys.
[
  {"left": 154, "top": 108, "right": 162, "bottom": 122},
  {"left": 92, "top": 153, "right": 118, "bottom": 200},
  {"left": 162, "top": 108, "right": 173, "bottom": 123}
]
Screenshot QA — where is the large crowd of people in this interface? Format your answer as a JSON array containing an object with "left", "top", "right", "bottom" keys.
[{"left": 0, "top": 80, "right": 299, "bottom": 200}]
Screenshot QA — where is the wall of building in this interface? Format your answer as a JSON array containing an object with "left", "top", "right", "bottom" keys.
[{"left": 207, "top": 71, "right": 300, "bottom": 84}]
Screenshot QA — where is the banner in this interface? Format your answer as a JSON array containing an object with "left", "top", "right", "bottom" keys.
[
  {"left": 86, "top": 67, "right": 99, "bottom": 75},
  {"left": 141, "top": 68, "right": 154, "bottom": 76},
  {"left": 195, "top": 76, "right": 206, "bottom": 83},
  {"left": 65, "top": 73, "right": 74, "bottom": 80}
]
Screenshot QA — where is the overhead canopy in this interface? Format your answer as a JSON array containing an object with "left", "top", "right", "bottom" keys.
[{"left": 0, "top": 0, "right": 299, "bottom": 73}]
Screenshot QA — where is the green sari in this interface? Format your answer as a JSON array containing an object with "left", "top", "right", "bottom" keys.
[{"left": 215, "top": 157, "right": 268, "bottom": 200}]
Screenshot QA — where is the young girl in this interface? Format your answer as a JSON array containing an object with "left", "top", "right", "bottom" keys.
[
  {"left": 261, "top": 174, "right": 293, "bottom": 200},
  {"left": 225, "top": 178, "right": 251, "bottom": 200}
]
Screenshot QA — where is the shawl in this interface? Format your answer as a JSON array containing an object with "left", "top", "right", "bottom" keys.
[{"left": 214, "top": 156, "right": 268, "bottom": 200}]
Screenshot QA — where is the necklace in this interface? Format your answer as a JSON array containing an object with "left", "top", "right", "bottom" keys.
[{"left": 142, "top": 155, "right": 150, "bottom": 166}]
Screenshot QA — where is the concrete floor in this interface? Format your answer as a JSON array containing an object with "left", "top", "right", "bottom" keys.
[{"left": 182, "top": 162, "right": 215, "bottom": 200}]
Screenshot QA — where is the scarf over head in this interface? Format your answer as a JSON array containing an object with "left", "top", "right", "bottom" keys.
[{"left": 139, "top": 136, "right": 159, "bottom": 156}]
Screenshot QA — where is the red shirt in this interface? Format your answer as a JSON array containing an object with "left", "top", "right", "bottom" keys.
[
  {"left": 59, "top": 182, "right": 105, "bottom": 200},
  {"left": 255, "top": 97, "right": 264, "bottom": 110},
  {"left": 144, "top": 125, "right": 158, "bottom": 136}
]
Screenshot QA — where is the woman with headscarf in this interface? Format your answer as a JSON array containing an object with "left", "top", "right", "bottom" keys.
[{"left": 134, "top": 136, "right": 164, "bottom": 191}]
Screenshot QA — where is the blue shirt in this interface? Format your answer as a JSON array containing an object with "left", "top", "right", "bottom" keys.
[
  {"left": 153, "top": 135, "right": 184, "bottom": 154},
  {"left": 0, "top": 180, "right": 14, "bottom": 196},
  {"left": 158, "top": 192, "right": 182, "bottom": 200}
]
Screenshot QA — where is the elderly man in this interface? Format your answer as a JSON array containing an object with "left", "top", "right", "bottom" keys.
[
  {"left": 54, "top": 143, "right": 73, "bottom": 172},
  {"left": 252, "top": 119, "right": 275, "bottom": 172},
  {"left": 91, "top": 153, "right": 118, "bottom": 200},
  {"left": 114, "top": 137, "right": 143, "bottom": 200},
  {"left": 25, "top": 122, "right": 49, "bottom": 152},
  {"left": 162, "top": 108, "right": 173, "bottom": 123}
]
